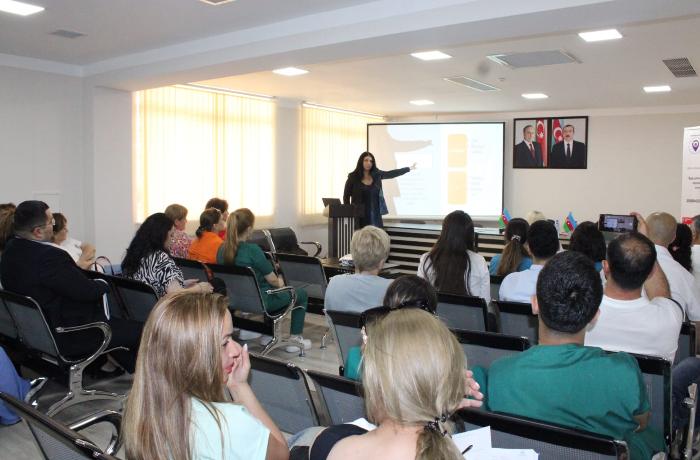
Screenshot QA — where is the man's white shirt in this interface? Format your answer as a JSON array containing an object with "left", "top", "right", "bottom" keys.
[{"left": 656, "top": 244, "right": 700, "bottom": 320}]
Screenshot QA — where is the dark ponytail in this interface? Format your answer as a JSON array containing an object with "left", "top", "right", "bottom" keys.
[
  {"left": 496, "top": 218, "right": 529, "bottom": 276},
  {"left": 196, "top": 208, "right": 222, "bottom": 239}
]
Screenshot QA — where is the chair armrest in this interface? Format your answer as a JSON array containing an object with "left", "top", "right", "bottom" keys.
[
  {"left": 55, "top": 322, "right": 112, "bottom": 365},
  {"left": 264, "top": 286, "right": 298, "bottom": 318},
  {"left": 299, "top": 241, "right": 322, "bottom": 257},
  {"left": 69, "top": 410, "right": 122, "bottom": 455}
]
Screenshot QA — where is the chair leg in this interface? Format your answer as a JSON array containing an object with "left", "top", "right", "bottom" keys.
[
  {"left": 684, "top": 383, "right": 698, "bottom": 459},
  {"left": 46, "top": 363, "right": 125, "bottom": 417}
]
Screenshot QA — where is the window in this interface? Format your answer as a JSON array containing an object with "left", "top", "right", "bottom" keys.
[
  {"left": 300, "top": 104, "right": 382, "bottom": 222},
  {"left": 133, "top": 85, "right": 275, "bottom": 223}
]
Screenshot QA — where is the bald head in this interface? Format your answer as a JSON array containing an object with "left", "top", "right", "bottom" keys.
[{"left": 646, "top": 212, "right": 677, "bottom": 246}]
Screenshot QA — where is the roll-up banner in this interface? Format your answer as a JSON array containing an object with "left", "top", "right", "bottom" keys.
[{"left": 681, "top": 126, "right": 700, "bottom": 224}]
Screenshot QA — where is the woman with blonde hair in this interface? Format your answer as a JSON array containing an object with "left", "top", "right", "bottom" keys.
[
  {"left": 311, "top": 308, "right": 476, "bottom": 460},
  {"left": 164, "top": 203, "right": 192, "bottom": 258},
  {"left": 123, "top": 292, "right": 289, "bottom": 460},
  {"left": 217, "top": 208, "right": 311, "bottom": 353}
]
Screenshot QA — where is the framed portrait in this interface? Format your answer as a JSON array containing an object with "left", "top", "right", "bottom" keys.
[{"left": 513, "top": 116, "right": 589, "bottom": 169}]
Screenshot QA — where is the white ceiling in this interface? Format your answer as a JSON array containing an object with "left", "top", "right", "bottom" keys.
[{"left": 1, "top": 0, "right": 699, "bottom": 115}]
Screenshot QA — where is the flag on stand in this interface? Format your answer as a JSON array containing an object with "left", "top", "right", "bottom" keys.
[
  {"left": 498, "top": 209, "right": 512, "bottom": 229},
  {"left": 536, "top": 119, "right": 548, "bottom": 166},
  {"left": 562, "top": 212, "right": 578, "bottom": 233}
]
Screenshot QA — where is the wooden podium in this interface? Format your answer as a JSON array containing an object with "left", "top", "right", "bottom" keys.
[{"left": 327, "top": 204, "right": 363, "bottom": 257}]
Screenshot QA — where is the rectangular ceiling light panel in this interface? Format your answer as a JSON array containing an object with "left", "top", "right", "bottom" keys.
[
  {"left": 0, "top": 0, "right": 44, "bottom": 16},
  {"left": 443, "top": 76, "right": 500, "bottom": 92},
  {"left": 487, "top": 50, "right": 578, "bottom": 68}
]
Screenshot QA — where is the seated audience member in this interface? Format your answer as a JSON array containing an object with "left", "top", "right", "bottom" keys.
[
  {"left": 691, "top": 215, "right": 700, "bottom": 284},
  {"left": 123, "top": 292, "right": 289, "bottom": 460},
  {"left": 1, "top": 201, "right": 141, "bottom": 372},
  {"left": 0, "top": 203, "right": 16, "bottom": 257},
  {"left": 646, "top": 212, "right": 700, "bottom": 319},
  {"left": 50, "top": 213, "right": 96, "bottom": 269},
  {"left": 584, "top": 228, "right": 683, "bottom": 362},
  {"left": 164, "top": 203, "right": 192, "bottom": 258},
  {"left": 344, "top": 275, "right": 438, "bottom": 380},
  {"left": 417, "top": 210, "right": 490, "bottom": 300},
  {"left": 188, "top": 208, "right": 224, "bottom": 263},
  {"left": 217, "top": 208, "right": 311, "bottom": 353},
  {"left": 489, "top": 217, "right": 532, "bottom": 276},
  {"left": 310, "top": 309, "right": 480, "bottom": 460},
  {"left": 122, "top": 212, "right": 213, "bottom": 298},
  {"left": 568, "top": 221, "right": 606, "bottom": 272},
  {"left": 499, "top": 220, "right": 559, "bottom": 303},
  {"left": 487, "top": 251, "right": 665, "bottom": 459},
  {"left": 526, "top": 210, "right": 546, "bottom": 224},
  {"left": 206, "top": 197, "right": 229, "bottom": 239},
  {"left": 669, "top": 222, "right": 692, "bottom": 273},
  {"left": 325, "top": 225, "right": 393, "bottom": 312}
]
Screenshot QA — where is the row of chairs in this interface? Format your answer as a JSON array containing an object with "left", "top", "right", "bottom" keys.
[
  {"left": 247, "top": 353, "right": 630, "bottom": 459},
  {"left": 324, "top": 309, "right": 674, "bottom": 446}
]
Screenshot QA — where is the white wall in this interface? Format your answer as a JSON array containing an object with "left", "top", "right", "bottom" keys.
[
  {"left": 393, "top": 107, "right": 700, "bottom": 225},
  {"left": 0, "top": 66, "right": 86, "bottom": 237}
]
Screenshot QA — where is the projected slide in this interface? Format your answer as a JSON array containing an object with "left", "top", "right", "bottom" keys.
[{"left": 367, "top": 123, "right": 504, "bottom": 219}]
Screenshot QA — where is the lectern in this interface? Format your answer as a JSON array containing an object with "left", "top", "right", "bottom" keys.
[{"left": 326, "top": 204, "right": 364, "bottom": 257}]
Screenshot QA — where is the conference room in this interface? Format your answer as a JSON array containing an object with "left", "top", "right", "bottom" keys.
[{"left": 2, "top": 0, "right": 700, "bottom": 458}]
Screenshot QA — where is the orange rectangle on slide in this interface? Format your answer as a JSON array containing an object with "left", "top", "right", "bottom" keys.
[
  {"left": 448, "top": 134, "right": 468, "bottom": 167},
  {"left": 448, "top": 171, "right": 467, "bottom": 204}
]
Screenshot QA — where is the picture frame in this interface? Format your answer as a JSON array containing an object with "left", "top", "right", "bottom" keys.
[{"left": 513, "top": 116, "right": 589, "bottom": 169}]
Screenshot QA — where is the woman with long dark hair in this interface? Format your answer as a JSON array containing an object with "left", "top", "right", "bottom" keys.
[
  {"left": 489, "top": 217, "right": 532, "bottom": 276},
  {"left": 122, "top": 213, "right": 212, "bottom": 297},
  {"left": 417, "top": 210, "right": 489, "bottom": 299},
  {"left": 343, "top": 151, "right": 415, "bottom": 228}
]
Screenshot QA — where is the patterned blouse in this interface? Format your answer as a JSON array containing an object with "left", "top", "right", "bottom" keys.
[
  {"left": 131, "top": 250, "right": 184, "bottom": 298},
  {"left": 169, "top": 229, "right": 192, "bottom": 259}
]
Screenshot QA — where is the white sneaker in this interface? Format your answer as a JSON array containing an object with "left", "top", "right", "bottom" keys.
[
  {"left": 259, "top": 335, "right": 273, "bottom": 346},
  {"left": 285, "top": 345, "right": 301, "bottom": 353},
  {"left": 238, "top": 330, "right": 262, "bottom": 341},
  {"left": 289, "top": 335, "right": 312, "bottom": 350}
]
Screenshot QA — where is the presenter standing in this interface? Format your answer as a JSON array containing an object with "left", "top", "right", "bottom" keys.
[{"left": 343, "top": 151, "right": 415, "bottom": 228}]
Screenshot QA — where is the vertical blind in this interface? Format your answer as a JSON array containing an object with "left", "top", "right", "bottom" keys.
[{"left": 133, "top": 86, "right": 275, "bottom": 222}]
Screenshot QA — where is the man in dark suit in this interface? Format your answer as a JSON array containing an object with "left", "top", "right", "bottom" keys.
[
  {"left": 0, "top": 201, "right": 140, "bottom": 372},
  {"left": 549, "top": 124, "right": 587, "bottom": 168},
  {"left": 514, "top": 124, "right": 543, "bottom": 168}
]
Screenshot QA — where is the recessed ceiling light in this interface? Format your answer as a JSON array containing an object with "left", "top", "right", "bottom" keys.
[
  {"left": 199, "top": 0, "right": 236, "bottom": 4},
  {"left": 409, "top": 100, "right": 434, "bottom": 106},
  {"left": 272, "top": 67, "right": 308, "bottom": 76},
  {"left": 410, "top": 51, "right": 452, "bottom": 61},
  {"left": 643, "top": 85, "right": 671, "bottom": 93},
  {"left": 578, "top": 28, "right": 622, "bottom": 42},
  {"left": 522, "top": 93, "right": 548, "bottom": 99},
  {"left": 0, "top": 0, "right": 44, "bottom": 16}
]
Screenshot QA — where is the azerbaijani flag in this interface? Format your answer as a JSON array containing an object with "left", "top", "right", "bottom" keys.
[
  {"left": 562, "top": 212, "right": 578, "bottom": 233},
  {"left": 551, "top": 118, "right": 564, "bottom": 146},
  {"left": 536, "top": 119, "right": 548, "bottom": 166},
  {"left": 498, "top": 209, "right": 512, "bottom": 229}
]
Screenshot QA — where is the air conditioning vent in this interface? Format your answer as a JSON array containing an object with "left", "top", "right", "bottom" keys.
[
  {"left": 487, "top": 50, "right": 578, "bottom": 68},
  {"left": 663, "top": 58, "right": 697, "bottom": 78},
  {"left": 50, "top": 29, "right": 85, "bottom": 39},
  {"left": 443, "top": 76, "right": 500, "bottom": 92},
  {"left": 199, "top": 0, "right": 236, "bottom": 5}
]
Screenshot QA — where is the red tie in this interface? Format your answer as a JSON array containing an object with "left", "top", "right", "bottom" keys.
[{"left": 529, "top": 143, "right": 535, "bottom": 160}]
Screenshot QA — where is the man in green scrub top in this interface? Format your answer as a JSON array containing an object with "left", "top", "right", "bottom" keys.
[{"left": 487, "top": 251, "right": 665, "bottom": 459}]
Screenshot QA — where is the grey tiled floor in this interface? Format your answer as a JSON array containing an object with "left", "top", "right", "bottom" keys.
[{"left": 0, "top": 313, "right": 340, "bottom": 460}]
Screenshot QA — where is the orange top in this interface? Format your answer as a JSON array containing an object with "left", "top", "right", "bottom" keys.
[{"left": 187, "top": 231, "right": 223, "bottom": 264}]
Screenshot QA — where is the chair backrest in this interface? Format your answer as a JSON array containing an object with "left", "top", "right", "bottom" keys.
[
  {"left": 207, "top": 263, "right": 265, "bottom": 315},
  {"left": 172, "top": 257, "right": 209, "bottom": 282},
  {"left": 304, "top": 369, "right": 365, "bottom": 426},
  {"left": 249, "top": 229, "right": 272, "bottom": 252},
  {"left": 0, "top": 392, "right": 119, "bottom": 460},
  {"left": 456, "top": 408, "right": 627, "bottom": 459},
  {"left": 248, "top": 354, "right": 319, "bottom": 433},
  {"left": 324, "top": 309, "right": 362, "bottom": 373},
  {"left": 452, "top": 329, "right": 530, "bottom": 370},
  {"left": 0, "top": 289, "right": 60, "bottom": 363},
  {"left": 492, "top": 300, "right": 538, "bottom": 344},
  {"left": 436, "top": 293, "right": 488, "bottom": 332},
  {"left": 677, "top": 321, "right": 696, "bottom": 365},
  {"left": 276, "top": 253, "right": 327, "bottom": 300},
  {"left": 109, "top": 276, "right": 159, "bottom": 323},
  {"left": 632, "top": 352, "right": 672, "bottom": 444},
  {"left": 490, "top": 274, "right": 504, "bottom": 301},
  {"left": 81, "top": 270, "right": 129, "bottom": 319},
  {"left": 268, "top": 227, "right": 307, "bottom": 255}
]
